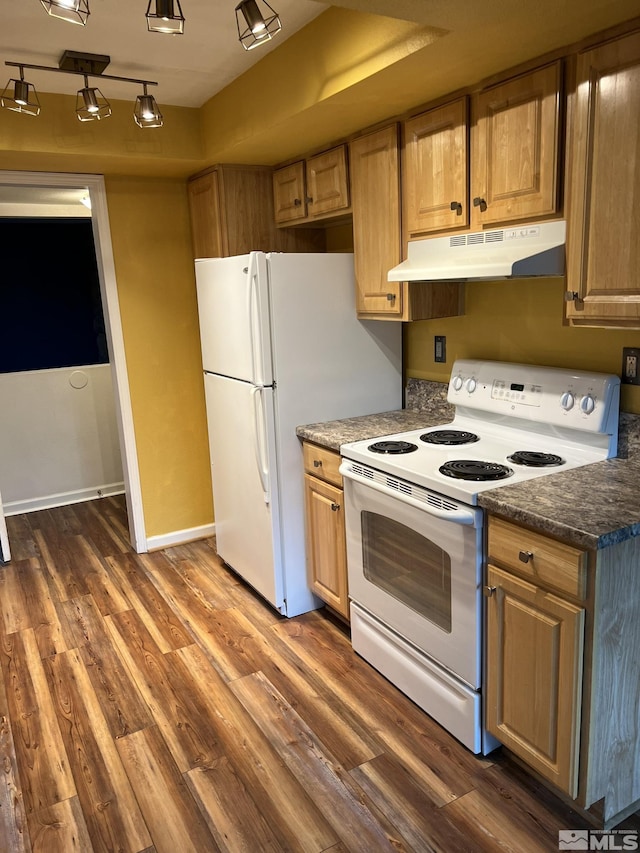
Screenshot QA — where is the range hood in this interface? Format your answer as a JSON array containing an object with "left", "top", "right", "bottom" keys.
[{"left": 388, "top": 220, "right": 566, "bottom": 282}]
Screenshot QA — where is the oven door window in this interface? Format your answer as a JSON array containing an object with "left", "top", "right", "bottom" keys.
[{"left": 361, "top": 511, "right": 451, "bottom": 632}]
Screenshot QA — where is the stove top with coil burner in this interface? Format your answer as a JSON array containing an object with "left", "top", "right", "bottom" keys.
[{"left": 340, "top": 359, "right": 621, "bottom": 505}]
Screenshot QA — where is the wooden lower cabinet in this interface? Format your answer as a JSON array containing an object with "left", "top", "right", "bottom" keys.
[
  {"left": 486, "top": 564, "right": 584, "bottom": 797},
  {"left": 485, "top": 515, "right": 640, "bottom": 826},
  {"left": 302, "top": 443, "right": 349, "bottom": 620}
]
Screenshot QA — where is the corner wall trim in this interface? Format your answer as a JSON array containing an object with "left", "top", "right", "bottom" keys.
[{"left": 145, "top": 523, "right": 215, "bottom": 552}]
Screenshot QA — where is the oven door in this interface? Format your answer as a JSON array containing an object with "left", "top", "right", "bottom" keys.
[{"left": 341, "top": 462, "right": 482, "bottom": 689}]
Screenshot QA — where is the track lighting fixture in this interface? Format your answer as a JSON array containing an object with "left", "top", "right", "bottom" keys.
[
  {"left": 236, "top": 0, "right": 281, "bottom": 50},
  {"left": 76, "top": 75, "right": 111, "bottom": 121},
  {"left": 146, "top": 0, "right": 185, "bottom": 34},
  {"left": 134, "top": 84, "right": 163, "bottom": 127},
  {"left": 1, "top": 67, "right": 41, "bottom": 116},
  {"left": 2, "top": 54, "right": 162, "bottom": 129},
  {"left": 40, "top": 0, "right": 90, "bottom": 26}
]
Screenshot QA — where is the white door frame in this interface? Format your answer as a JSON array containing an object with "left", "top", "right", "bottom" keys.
[{"left": 0, "top": 170, "right": 147, "bottom": 552}]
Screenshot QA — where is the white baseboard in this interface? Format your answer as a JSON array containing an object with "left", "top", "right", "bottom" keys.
[
  {"left": 145, "top": 523, "right": 216, "bottom": 552},
  {"left": 3, "top": 483, "right": 126, "bottom": 516}
]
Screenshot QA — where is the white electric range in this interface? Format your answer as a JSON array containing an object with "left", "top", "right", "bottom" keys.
[{"left": 339, "top": 359, "right": 620, "bottom": 754}]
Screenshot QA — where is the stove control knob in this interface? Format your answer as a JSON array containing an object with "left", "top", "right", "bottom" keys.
[
  {"left": 465, "top": 377, "right": 477, "bottom": 393},
  {"left": 452, "top": 374, "right": 464, "bottom": 391},
  {"left": 580, "top": 393, "right": 596, "bottom": 415},
  {"left": 560, "top": 391, "right": 575, "bottom": 411}
]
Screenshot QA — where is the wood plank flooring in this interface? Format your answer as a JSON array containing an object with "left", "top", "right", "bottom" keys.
[{"left": 0, "top": 496, "right": 636, "bottom": 852}]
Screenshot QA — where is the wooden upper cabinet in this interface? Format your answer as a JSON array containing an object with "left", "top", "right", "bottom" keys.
[
  {"left": 565, "top": 30, "right": 640, "bottom": 328},
  {"left": 403, "top": 98, "right": 469, "bottom": 237},
  {"left": 471, "top": 62, "right": 562, "bottom": 228},
  {"left": 272, "top": 145, "right": 350, "bottom": 225},
  {"left": 306, "top": 145, "right": 350, "bottom": 217},
  {"left": 272, "top": 161, "right": 307, "bottom": 224},
  {"left": 187, "top": 170, "right": 224, "bottom": 258},
  {"left": 189, "top": 164, "right": 325, "bottom": 258},
  {"left": 350, "top": 125, "right": 403, "bottom": 318}
]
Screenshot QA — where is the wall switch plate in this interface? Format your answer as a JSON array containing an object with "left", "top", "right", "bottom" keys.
[
  {"left": 622, "top": 347, "right": 640, "bottom": 385},
  {"left": 434, "top": 335, "right": 446, "bottom": 363}
]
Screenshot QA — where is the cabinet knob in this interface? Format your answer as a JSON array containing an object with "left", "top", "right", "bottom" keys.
[
  {"left": 450, "top": 201, "right": 463, "bottom": 215},
  {"left": 483, "top": 586, "right": 497, "bottom": 597},
  {"left": 293, "top": 198, "right": 302, "bottom": 207},
  {"left": 305, "top": 196, "right": 313, "bottom": 204},
  {"left": 330, "top": 503, "right": 340, "bottom": 512},
  {"left": 564, "top": 291, "right": 581, "bottom": 302},
  {"left": 518, "top": 550, "right": 534, "bottom": 564},
  {"left": 473, "top": 196, "right": 487, "bottom": 212},
  {"left": 313, "top": 459, "right": 322, "bottom": 468},
  {"left": 386, "top": 293, "right": 396, "bottom": 302}
]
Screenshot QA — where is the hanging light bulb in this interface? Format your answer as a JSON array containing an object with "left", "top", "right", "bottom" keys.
[
  {"left": 235, "top": 0, "right": 281, "bottom": 50},
  {"left": 40, "top": 0, "right": 90, "bottom": 26},
  {"left": 1, "top": 67, "right": 41, "bottom": 116},
  {"left": 134, "top": 84, "right": 163, "bottom": 128},
  {"left": 146, "top": 0, "right": 185, "bottom": 34},
  {"left": 76, "top": 76, "right": 111, "bottom": 121}
]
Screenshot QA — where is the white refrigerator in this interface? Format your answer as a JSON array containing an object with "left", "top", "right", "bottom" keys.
[{"left": 195, "top": 251, "right": 402, "bottom": 617}]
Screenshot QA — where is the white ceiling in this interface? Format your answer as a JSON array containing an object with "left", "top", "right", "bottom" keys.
[{"left": 2, "top": 0, "right": 328, "bottom": 108}]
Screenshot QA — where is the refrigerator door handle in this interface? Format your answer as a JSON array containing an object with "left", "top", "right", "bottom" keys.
[
  {"left": 251, "top": 386, "right": 270, "bottom": 504},
  {"left": 246, "top": 252, "right": 264, "bottom": 386}
]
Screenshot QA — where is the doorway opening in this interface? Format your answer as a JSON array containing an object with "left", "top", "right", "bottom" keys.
[{"left": 0, "top": 171, "right": 146, "bottom": 555}]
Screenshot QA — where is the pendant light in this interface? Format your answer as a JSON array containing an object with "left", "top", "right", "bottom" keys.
[
  {"left": 235, "top": 0, "right": 281, "bottom": 50},
  {"left": 134, "top": 84, "right": 163, "bottom": 128},
  {"left": 1, "top": 67, "right": 41, "bottom": 116},
  {"left": 146, "top": 0, "right": 185, "bottom": 34},
  {"left": 40, "top": 0, "right": 90, "bottom": 26},
  {"left": 76, "top": 75, "right": 111, "bottom": 121}
]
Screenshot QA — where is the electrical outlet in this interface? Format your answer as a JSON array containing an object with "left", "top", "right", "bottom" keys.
[
  {"left": 434, "top": 336, "right": 446, "bottom": 363},
  {"left": 622, "top": 347, "right": 640, "bottom": 385}
]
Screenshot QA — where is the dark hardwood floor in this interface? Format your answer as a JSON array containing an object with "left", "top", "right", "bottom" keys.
[{"left": 0, "top": 496, "right": 634, "bottom": 852}]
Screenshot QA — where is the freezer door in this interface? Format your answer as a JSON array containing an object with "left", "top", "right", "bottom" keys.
[
  {"left": 203, "top": 372, "right": 284, "bottom": 611},
  {"left": 196, "top": 253, "right": 273, "bottom": 385}
]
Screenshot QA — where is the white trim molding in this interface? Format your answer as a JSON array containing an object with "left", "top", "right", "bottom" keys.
[
  {"left": 3, "top": 484, "right": 126, "bottom": 517},
  {"left": 146, "top": 523, "right": 216, "bottom": 552}
]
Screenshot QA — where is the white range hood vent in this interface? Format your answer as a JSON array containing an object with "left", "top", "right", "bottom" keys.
[{"left": 388, "top": 220, "right": 566, "bottom": 282}]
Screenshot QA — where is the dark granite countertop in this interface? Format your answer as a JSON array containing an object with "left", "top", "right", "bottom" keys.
[
  {"left": 478, "top": 458, "right": 640, "bottom": 550},
  {"left": 296, "top": 383, "right": 640, "bottom": 552},
  {"left": 295, "top": 409, "right": 450, "bottom": 452}
]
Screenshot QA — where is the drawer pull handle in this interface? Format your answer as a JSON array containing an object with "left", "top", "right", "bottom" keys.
[
  {"left": 313, "top": 459, "right": 322, "bottom": 468},
  {"left": 519, "top": 550, "right": 534, "bottom": 564},
  {"left": 330, "top": 503, "right": 340, "bottom": 512},
  {"left": 483, "top": 586, "right": 497, "bottom": 598}
]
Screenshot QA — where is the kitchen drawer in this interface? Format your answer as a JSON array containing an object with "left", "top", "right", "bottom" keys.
[
  {"left": 488, "top": 516, "right": 587, "bottom": 600},
  {"left": 303, "top": 442, "right": 343, "bottom": 487}
]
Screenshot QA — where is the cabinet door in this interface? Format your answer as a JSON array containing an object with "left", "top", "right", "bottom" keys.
[
  {"left": 307, "top": 146, "right": 350, "bottom": 217},
  {"left": 403, "top": 98, "right": 469, "bottom": 236},
  {"left": 350, "top": 126, "right": 403, "bottom": 317},
  {"left": 187, "top": 171, "right": 224, "bottom": 258},
  {"left": 565, "top": 31, "right": 640, "bottom": 328},
  {"left": 304, "top": 474, "right": 349, "bottom": 620},
  {"left": 472, "top": 62, "right": 561, "bottom": 228},
  {"left": 272, "top": 161, "right": 307, "bottom": 223},
  {"left": 486, "top": 564, "right": 584, "bottom": 798}
]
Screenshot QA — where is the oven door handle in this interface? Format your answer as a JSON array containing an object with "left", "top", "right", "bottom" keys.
[{"left": 340, "top": 463, "right": 480, "bottom": 527}]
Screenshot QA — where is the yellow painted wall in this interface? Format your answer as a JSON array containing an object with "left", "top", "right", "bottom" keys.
[
  {"left": 103, "top": 176, "right": 213, "bottom": 536},
  {"left": 405, "top": 278, "right": 640, "bottom": 414}
]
